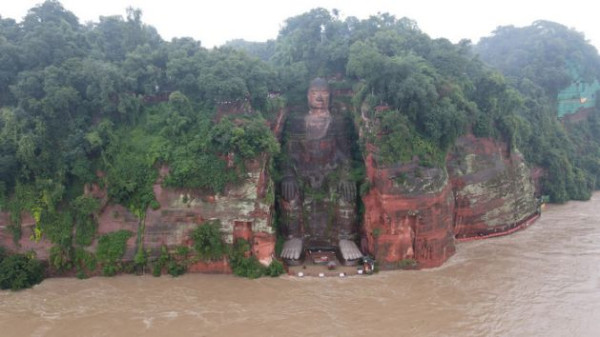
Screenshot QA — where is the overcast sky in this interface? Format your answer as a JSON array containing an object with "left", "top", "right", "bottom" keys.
[{"left": 2, "top": 0, "right": 599, "bottom": 51}]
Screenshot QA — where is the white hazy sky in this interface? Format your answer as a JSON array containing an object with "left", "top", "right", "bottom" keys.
[{"left": 1, "top": 0, "right": 599, "bottom": 51}]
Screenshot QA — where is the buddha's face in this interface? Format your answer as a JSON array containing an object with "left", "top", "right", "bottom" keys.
[{"left": 307, "top": 86, "right": 330, "bottom": 111}]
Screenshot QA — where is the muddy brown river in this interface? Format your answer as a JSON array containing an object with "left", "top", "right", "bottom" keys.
[{"left": 2, "top": 194, "right": 600, "bottom": 337}]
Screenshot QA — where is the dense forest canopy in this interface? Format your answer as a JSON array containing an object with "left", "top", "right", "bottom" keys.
[
  {"left": 2, "top": 0, "right": 600, "bottom": 280},
  {"left": 0, "top": 1, "right": 280, "bottom": 259}
]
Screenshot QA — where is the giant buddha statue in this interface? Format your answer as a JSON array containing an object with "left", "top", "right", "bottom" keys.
[{"left": 278, "top": 78, "right": 363, "bottom": 264}]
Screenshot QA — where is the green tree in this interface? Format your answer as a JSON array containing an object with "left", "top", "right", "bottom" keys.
[
  {"left": 191, "top": 221, "right": 227, "bottom": 261},
  {"left": 0, "top": 252, "right": 44, "bottom": 290}
]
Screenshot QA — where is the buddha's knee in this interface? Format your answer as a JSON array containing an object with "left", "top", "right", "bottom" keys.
[
  {"left": 281, "top": 176, "right": 300, "bottom": 202},
  {"left": 280, "top": 177, "right": 303, "bottom": 237},
  {"left": 281, "top": 200, "right": 302, "bottom": 238},
  {"left": 337, "top": 204, "right": 357, "bottom": 238},
  {"left": 337, "top": 179, "right": 357, "bottom": 203}
]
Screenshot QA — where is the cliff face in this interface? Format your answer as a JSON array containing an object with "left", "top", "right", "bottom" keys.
[
  {"left": 0, "top": 212, "right": 53, "bottom": 260},
  {"left": 144, "top": 159, "right": 275, "bottom": 265},
  {"left": 0, "top": 102, "right": 288, "bottom": 272},
  {"left": 0, "top": 159, "right": 276, "bottom": 268},
  {"left": 447, "top": 134, "right": 537, "bottom": 239},
  {"left": 362, "top": 152, "right": 456, "bottom": 268},
  {"left": 360, "top": 135, "right": 538, "bottom": 268},
  {"left": 0, "top": 98, "right": 539, "bottom": 272}
]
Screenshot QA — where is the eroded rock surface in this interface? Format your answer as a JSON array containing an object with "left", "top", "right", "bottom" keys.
[
  {"left": 0, "top": 159, "right": 276, "bottom": 268},
  {"left": 362, "top": 153, "right": 456, "bottom": 268},
  {"left": 359, "top": 133, "right": 538, "bottom": 268},
  {"left": 447, "top": 134, "right": 537, "bottom": 239}
]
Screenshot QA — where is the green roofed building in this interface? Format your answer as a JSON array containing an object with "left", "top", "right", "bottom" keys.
[{"left": 557, "top": 62, "right": 600, "bottom": 118}]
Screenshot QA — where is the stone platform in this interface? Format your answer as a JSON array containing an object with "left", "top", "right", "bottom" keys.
[{"left": 286, "top": 249, "right": 367, "bottom": 277}]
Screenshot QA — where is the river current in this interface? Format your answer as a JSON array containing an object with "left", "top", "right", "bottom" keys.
[{"left": 2, "top": 194, "right": 600, "bottom": 337}]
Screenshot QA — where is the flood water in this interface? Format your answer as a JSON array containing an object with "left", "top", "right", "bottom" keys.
[{"left": 2, "top": 194, "right": 600, "bottom": 337}]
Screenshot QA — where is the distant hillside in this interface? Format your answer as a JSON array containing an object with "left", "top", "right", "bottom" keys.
[{"left": 476, "top": 20, "right": 600, "bottom": 202}]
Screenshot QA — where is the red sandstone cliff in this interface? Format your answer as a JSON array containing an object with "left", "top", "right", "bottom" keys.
[
  {"left": 143, "top": 158, "right": 275, "bottom": 265},
  {"left": 360, "top": 134, "right": 538, "bottom": 268},
  {"left": 362, "top": 153, "right": 456, "bottom": 268},
  {"left": 0, "top": 103, "right": 287, "bottom": 271},
  {"left": 447, "top": 134, "right": 538, "bottom": 240},
  {"left": 0, "top": 158, "right": 276, "bottom": 268},
  {"left": 0, "top": 212, "right": 53, "bottom": 260}
]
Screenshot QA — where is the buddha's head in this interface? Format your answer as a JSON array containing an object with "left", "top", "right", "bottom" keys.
[{"left": 307, "top": 78, "right": 330, "bottom": 112}]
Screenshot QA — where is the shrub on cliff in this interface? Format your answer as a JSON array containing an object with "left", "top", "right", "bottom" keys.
[
  {"left": 96, "top": 230, "right": 133, "bottom": 276},
  {"left": 74, "top": 247, "right": 97, "bottom": 279},
  {"left": 151, "top": 245, "right": 170, "bottom": 277},
  {"left": 72, "top": 195, "right": 101, "bottom": 246},
  {"left": 191, "top": 221, "right": 227, "bottom": 261},
  {"left": 228, "top": 239, "right": 265, "bottom": 279},
  {"left": 0, "top": 250, "right": 44, "bottom": 291},
  {"left": 228, "top": 239, "right": 285, "bottom": 278},
  {"left": 231, "top": 255, "right": 265, "bottom": 279},
  {"left": 49, "top": 244, "right": 73, "bottom": 271},
  {"left": 151, "top": 245, "right": 189, "bottom": 277},
  {"left": 265, "top": 260, "right": 285, "bottom": 277}
]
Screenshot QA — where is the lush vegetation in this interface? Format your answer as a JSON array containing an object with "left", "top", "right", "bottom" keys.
[
  {"left": 190, "top": 220, "right": 228, "bottom": 261},
  {"left": 0, "top": 247, "right": 44, "bottom": 290},
  {"left": 0, "top": 0, "right": 280, "bottom": 280},
  {"left": 150, "top": 245, "right": 190, "bottom": 277},
  {"left": 96, "top": 230, "right": 133, "bottom": 276},
  {"left": 189, "top": 222, "right": 285, "bottom": 278},
  {"left": 476, "top": 21, "right": 600, "bottom": 202},
  {"left": 229, "top": 239, "right": 285, "bottom": 278},
  {"left": 267, "top": 9, "right": 528, "bottom": 167},
  {"left": 268, "top": 9, "right": 600, "bottom": 200}
]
